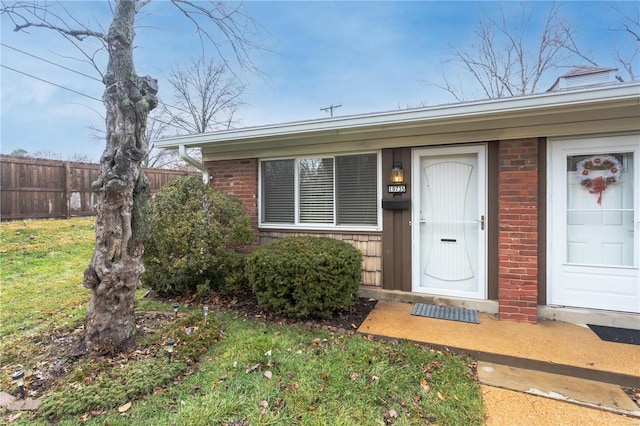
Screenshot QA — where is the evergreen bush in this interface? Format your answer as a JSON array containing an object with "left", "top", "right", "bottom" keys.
[
  {"left": 142, "top": 176, "right": 254, "bottom": 296},
  {"left": 246, "top": 236, "right": 362, "bottom": 318}
]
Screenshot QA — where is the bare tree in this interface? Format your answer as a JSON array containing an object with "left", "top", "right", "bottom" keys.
[
  {"left": 142, "top": 108, "right": 183, "bottom": 169},
  {"left": 1, "top": 0, "right": 259, "bottom": 354},
  {"left": 91, "top": 107, "right": 200, "bottom": 169},
  {"left": 69, "top": 153, "right": 94, "bottom": 163},
  {"left": 611, "top": 4, "right": 639, "bottom": 81},
  {"left": 163, "top": 57, "right": 246, "bottom": 134},
  {"left": 32, "top": 150, "right": 63, "bottom": 160},
  {"left": 434, "top": 2, "right": 592, "bottom": 101}
]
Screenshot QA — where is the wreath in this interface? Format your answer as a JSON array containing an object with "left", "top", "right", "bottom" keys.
[{"left": 575, "top": 155, "right": 622, "bottom": 205}]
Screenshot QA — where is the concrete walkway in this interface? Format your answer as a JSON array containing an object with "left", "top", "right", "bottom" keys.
[{"left": 358, "top": 300, "right": 640, "bottom": 425}]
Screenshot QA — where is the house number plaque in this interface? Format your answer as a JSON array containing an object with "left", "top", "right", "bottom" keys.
[{"left": 387, "top": 184, "right": 406, "bottom": 194}]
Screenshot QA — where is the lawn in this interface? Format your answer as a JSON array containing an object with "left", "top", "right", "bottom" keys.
[{"left": 0, "top": 218, "right": 484, "bottom": 425}]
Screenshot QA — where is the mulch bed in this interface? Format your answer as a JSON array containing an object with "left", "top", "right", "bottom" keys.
[{"left": 179, "top": 288, "right": 379, "bottom": 335}]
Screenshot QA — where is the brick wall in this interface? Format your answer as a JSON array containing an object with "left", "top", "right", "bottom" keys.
[
  {"left": 205, "top": 159, "right": 259, "bottom": 245},
  {"left": 498, "top": 139, "right": 539, "bottom": 323}
]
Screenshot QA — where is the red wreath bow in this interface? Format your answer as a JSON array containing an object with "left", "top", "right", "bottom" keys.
[{"left": 588, "top": 176, "right": 607, "bottom": 205}]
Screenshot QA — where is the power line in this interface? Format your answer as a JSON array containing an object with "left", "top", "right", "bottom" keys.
[
  {"left": 1, "top": 43, "right": 205, "bottom": 122},
  {"left": 1, "top": 64, "right": 103, "bottom": 102},
  {"left": 1, "top": 43, "right": 102, "bottom": 82},
  {"left": 1, "top": 60, "right": 209, "bottom": 135}
]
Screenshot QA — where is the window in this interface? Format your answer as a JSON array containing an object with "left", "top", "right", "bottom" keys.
[
  {"left": 260, "top": 153, "right": 379, "bottom": 228},
  {"left": 566, "top": 152, "right": 634, "bottom": 267},
  {"left": 261, "top": 159, "right": 294, "bottom": 223}
]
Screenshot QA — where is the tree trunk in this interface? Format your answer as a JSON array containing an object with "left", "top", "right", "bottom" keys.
[{"left": 82, "top": 0, "right": 157, "bottom": 354}]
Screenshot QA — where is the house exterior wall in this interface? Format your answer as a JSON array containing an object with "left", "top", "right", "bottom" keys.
[
  {"left": 204, "top": 158, "right": 383, "bottom": 287},
  {"left": 381, "top": 147, "right": 412, "bottom": 291},
  {"left": 204, "top": 158, "right": 259, "bottom": 247},
  {"left": 205, "top": 137, "right": 623, "bottom": 325},
  {"left": 498, "top": 138, "right": 540, "bottom": 323}
]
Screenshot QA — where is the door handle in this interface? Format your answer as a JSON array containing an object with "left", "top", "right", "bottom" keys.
[{"left": 480, "top": 215, "right": 485, "bottom": 230}]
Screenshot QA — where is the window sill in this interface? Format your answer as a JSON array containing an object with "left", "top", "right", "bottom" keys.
[{"left": 259, "top": 224, "right": 382, "bottom": 234}]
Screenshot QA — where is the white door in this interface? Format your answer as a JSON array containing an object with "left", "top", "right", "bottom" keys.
[
  {"left": 412, "top": 145, "right": 487, "bottom": 299},
  {"left": 548, "top": 135, "right": 640, "bottom": 313}
]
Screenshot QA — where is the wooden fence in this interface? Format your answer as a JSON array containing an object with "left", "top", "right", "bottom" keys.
[{"left": 0, "top": 155, "right": 199, "bottom": 221}]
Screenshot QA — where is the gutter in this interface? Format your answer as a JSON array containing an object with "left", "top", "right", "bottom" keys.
[{"left": 179, "top": 145, "right": 209, "bottom": 184}]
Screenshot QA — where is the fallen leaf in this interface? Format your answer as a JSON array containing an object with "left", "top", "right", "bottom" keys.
[
  {"left": 8, "top": 412, "right": 22, "bottom": 423},
  {"left": 420, "top": 379, "right": 431, "bottom": 393},
  {"left": 118, "top": 402, "right": 132, "bottom": 413},
  {"left": 437, "top": 391, "right": 445, "bottom": 401},
  {"left": 321, "top": 371, "right": 329, "bottom": 379},
  {"left": 388, "top": 409, "right": 399, "bottom": 418},
  {"left": 246, "top": 363, "right": 260, "bottom": 373},
  {"left": 259, "top": 400, "right": 268, "bottom": 408},
  {"left": 264, "top": 370, "right": 273, "bottom": 379},
  {"left": 350, "top": 372, "right": 359, "bottom": 381}
]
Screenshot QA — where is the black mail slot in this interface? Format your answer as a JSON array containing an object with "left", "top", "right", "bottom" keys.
[
  {"left": 441, "top": 238, "right": 457, "bottom": 242},
  {"left": 382, "top": 199, "right": 411, "bottom": 210}
]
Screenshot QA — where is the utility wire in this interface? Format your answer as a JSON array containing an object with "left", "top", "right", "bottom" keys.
[
  {"left": 1, "top": 64, "right": 103, "bottom": 102},
  {"left": 2, "top": 46, "right": 201, "bottom": 133},
  {"left": 1, "top": 43, "right": 102, "bottom": 82},
  {"left": 2, "top": 43, "right": 195, "bottom": 118},
  {"left": 3, "top": 63, "right": 181, "bottom": 130}
]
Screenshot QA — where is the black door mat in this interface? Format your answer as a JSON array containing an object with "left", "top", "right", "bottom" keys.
[
  {"left": 411, "top": 303, "right": 479, "bottom": 324},
  {"left": 587, "top": 324, "right": 640, "bottom": 346}
]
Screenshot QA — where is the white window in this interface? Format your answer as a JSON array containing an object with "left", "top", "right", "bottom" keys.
[{"left": 260, "top": 153, "right": 380, "bottom": 228}]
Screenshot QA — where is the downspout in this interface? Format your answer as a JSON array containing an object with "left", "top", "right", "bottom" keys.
[{"left": 179, "top": 145, "right": 209, "bottom": 184}]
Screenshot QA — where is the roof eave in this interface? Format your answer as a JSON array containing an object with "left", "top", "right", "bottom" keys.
[{"left": 155, "top": 82, "right": 640, "bottom": 151}]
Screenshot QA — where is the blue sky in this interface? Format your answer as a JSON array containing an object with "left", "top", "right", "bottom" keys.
[{"left": 1, "top": 1, "right": 637, "bottom": 162}]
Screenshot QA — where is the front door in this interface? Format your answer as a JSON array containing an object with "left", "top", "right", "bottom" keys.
[
  {"left": 412, "top": 145, "right": 487, "bottom": 299},
  {"left": 549, "top": 135, "right": 640, "bottom": 313}
]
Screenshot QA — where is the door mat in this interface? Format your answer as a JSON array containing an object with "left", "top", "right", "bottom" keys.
[
  {"left": 411, "top": 303, "right": 479, "bottom": 324},
  {"left": 587, "top": 324, "right": 640, "bottom": 346}
]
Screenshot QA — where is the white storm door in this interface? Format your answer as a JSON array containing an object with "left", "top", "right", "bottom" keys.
[
  {"left": 549, "top": 135, "right": 640, "bottom": 314},
  {"left": 412, "top": 145, "right": 487, "bottom": 299}
]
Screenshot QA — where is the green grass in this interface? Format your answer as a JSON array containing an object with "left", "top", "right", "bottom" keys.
[
  {"left": 0, "top": 218, "right": 484, "bottom": 425},
  {"left": 0, "top": 218, "right": 95, "bottom": 337}
]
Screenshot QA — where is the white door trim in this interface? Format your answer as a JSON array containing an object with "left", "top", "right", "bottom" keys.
[{"left": 411, "top": 144, "right": 488, "bottom": 299}]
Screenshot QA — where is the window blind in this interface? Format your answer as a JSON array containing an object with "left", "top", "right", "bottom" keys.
[
  {"left": 261, "top": 159, "right": 294, "bottom": 223},
  {"left": 336, "top": 154, "right": 378, "bottom": 225},
  {"left": 299, "top": 158, "right": 334, "bottom": 224}
]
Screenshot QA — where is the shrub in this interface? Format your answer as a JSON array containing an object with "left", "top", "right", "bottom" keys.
[
  {"left": 246, "top": 236, "right": 362, "bottom": 318},
  {"left": 142, "top": 176, "right": 254, "bottom": 296}
]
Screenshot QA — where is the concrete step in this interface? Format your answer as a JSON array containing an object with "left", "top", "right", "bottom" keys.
[{"left": 478, "top": 362, "right": 640, "bottom": 419}]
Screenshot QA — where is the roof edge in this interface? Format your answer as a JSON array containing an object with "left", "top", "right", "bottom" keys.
[{"left": 155, "top": 81, "right": 640, "bottom": 149}]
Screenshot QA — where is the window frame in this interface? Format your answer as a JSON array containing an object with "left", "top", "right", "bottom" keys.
[{"left": 258, "top": 151, "right": 382, "bottom": 231}]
